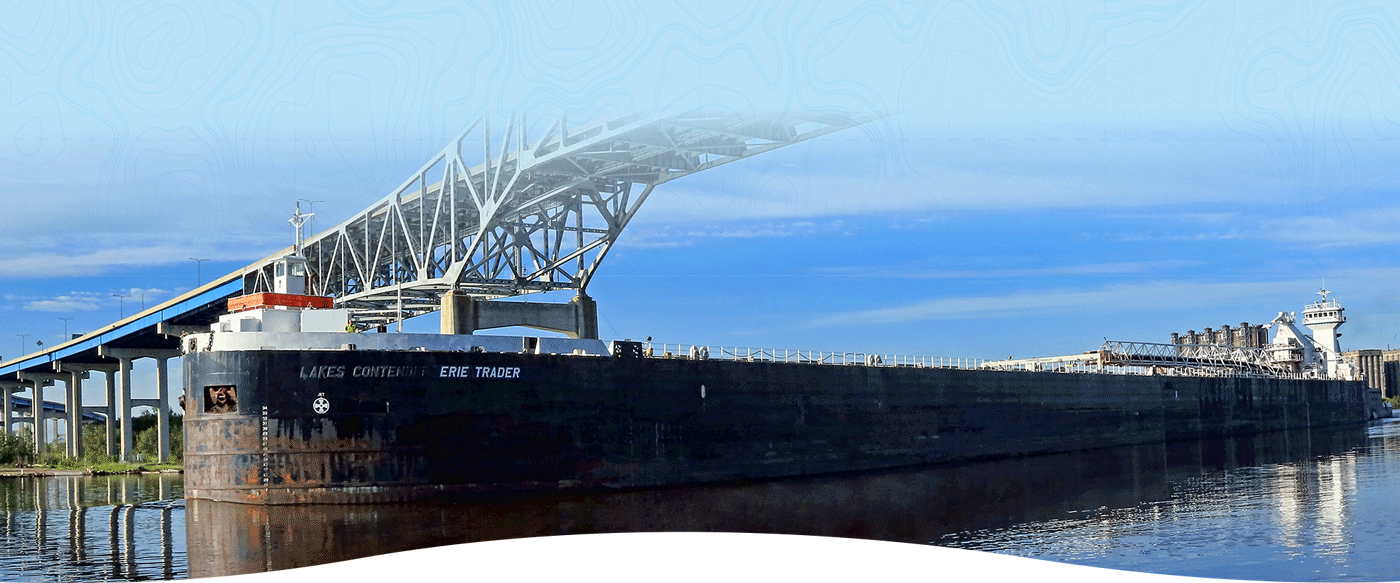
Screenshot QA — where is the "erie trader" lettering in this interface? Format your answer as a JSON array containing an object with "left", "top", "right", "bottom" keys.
[{"left": 440, "top": 366, "right": 521, "bottom": 379}]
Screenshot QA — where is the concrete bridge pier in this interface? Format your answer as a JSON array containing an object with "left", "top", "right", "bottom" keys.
[
  {"left": 4, "top": 384, "right": 37, "bottom": 447},
  {"left": 98, "top": 347, "right": 180, "bottom": 462},
  {"left": 67, "top": 370, "right": 88, "bottom": 458},
  {"left": 16, "top": 375, "right": 59, "bottom": 455},
  {"left": 0, "top": 380, "right": 24, "bottom": 436},
  {"left": 98, "top": 348, "right": 137, "bottom": 462},
  {"left": 56, "top": 363, "right": 106, "bottom": 459},
  {"left": 103, "top": 368, "right": 116, "bottom": 456},
  {"left": 21, "top": 372, "right": 77, "bottom": 456},
  {"left": 34, "top": 367, "right": 86, "bottom": 458},
  {"left": 31, "top": 380, "right": 45, "bottom": 453},
  {"left": 152, "top": 355, "right": 175, "bottom": 461},
  {"left": 441, "top": 291, "right": 599, "bottom": 339}
]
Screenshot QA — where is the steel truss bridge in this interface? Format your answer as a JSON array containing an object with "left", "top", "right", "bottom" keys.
[
  {"left": 244, "top": 110, "right": 879, "bottom": 327},
  {"left": 982, "top": 340, "right": 1295, "bottom": 377},
  {"left": 0, "top": 109, "right": 878, "bottom": 462}
]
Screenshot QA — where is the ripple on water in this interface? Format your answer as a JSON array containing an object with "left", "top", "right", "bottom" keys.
[{"left": 0, "top": 474, "right": 187, "bottom": 581}]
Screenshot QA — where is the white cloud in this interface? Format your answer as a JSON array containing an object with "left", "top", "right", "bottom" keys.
[
  {"left": 0, "top": 247, "right": 191, "bottom": 278},
  {"left": 817, "top": 260, "right": 1204, "bottom": 280},
  {"left": 1100, "top": 205, "right": 1400, "bottom": 248},
  {"left": 1255, "top": 212, "right": 1400, "bottom": 247},
  {"left": 24, "top": 295, "right": 104, "bottom": 312},
  {"left": 0, "top": 230, "right": 279, "bottom": 278},
  {"left": 619, "top": 220, "right": 850, "bottom": 248},
  {"left": 18, "top": 287, "right": 174, "bottom": 313},
  {"left": 814, "top": 279, "right": 1319, "bottom": 326}
]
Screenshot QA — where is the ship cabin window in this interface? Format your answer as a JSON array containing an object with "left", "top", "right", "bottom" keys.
[
  {"left": 290, "top": 262, "right": 306, "bottom": 277},
  {"left": 205, "top": 385, "right": 238, "bottom": 414},
  {"left": 276, "top": 263, "right": 285, "bottom": 277}
]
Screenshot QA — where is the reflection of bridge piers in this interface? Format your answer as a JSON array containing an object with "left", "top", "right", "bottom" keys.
[{"left": 1, "top": 475, "right": 180, "bottom": 579}]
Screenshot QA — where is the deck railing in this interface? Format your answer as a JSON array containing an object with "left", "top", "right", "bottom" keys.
[
  {"left": 641, "top": 342, "right": 1315, "bottom": 379},
  {"left": 646, "top": 343, "right": 989, "bottom": 370}
]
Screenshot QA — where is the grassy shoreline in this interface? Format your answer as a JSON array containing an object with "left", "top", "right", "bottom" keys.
[{"left": 0, "top": 462, "right": 182, "bottom": 476}]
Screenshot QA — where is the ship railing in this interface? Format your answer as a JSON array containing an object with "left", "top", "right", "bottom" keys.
[
  {"left": 644, "top": 342, "right": 1312, "bottom": 378},
  {"left": 648, "top": 343, "right": 994, "bottom": 369}
]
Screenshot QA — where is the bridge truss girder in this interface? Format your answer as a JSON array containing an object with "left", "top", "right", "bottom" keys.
[{"left": 286, "top": 110, "right": 877, "bottom": 326}]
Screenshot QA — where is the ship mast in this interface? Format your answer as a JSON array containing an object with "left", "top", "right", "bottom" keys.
[{"left": 289, "top": 202, "right": 314, "bottom": 256}]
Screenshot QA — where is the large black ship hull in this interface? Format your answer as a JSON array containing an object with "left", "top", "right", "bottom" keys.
[{"left": 183, "top": 349, "right": 1376, "bottom": 504}]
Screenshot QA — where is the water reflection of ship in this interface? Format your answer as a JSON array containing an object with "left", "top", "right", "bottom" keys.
[{"left": 182, "top": 424, "right": 1370, "bottom": 578}]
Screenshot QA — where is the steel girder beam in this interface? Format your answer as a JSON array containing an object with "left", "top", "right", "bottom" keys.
[{"left": 286, "top": 110, "right": 878, "bottom": 326}]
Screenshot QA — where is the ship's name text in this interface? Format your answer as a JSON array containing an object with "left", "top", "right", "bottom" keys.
[
  {"left": 440, "top": 366, "right": 521, "bottom": 379},
  {"left": 299, "top": 365, "right": 432, "bottom": 379},
  {"left": 298, "top": 364, "right": 523, "bottom": 380}
]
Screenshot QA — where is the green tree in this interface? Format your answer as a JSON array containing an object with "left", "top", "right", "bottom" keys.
[
  {"left": 81, "top": 422, "right": 112, "bottom": 463},
  {"left": 133, "top": 410, "right": 183, "bottom": 462},
  {"left": 0, "top": 427, "right": 35, "bottom": 465}
]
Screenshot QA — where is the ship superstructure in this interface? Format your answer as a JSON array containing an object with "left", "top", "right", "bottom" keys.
[
  {"left": 983, "top": 290, "right": 1363, "bottom": 381},
  {"left": 1265, "top": 289, "right": 1357, "bottom": 379}
]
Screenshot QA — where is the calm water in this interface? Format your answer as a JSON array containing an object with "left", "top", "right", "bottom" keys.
[
  {"left": 3, "top": 419, "right": 1398, "bottom": 581},
  {"left": 940, "top": 418, "right": 1400, "bottom": 581},
  {"left": 0, "top": 473, "right": 184, "bottom": 581}
]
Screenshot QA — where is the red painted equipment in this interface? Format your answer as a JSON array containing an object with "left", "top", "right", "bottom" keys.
[{"left": 228, "top": 293, "right": 334, "bottom": 312}]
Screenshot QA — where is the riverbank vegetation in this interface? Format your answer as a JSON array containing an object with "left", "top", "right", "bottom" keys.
[{"left": 1, "top": 410, "right": 182, "bottom": 473}]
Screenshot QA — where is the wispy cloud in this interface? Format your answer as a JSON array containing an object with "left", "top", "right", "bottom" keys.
[
  {"left": 19, "top": 288, "right": 172, "bottom": 313},
  {"left": 816, "top": 259, "right": 1203, "bottom": 279},
  {"left": 619, "top": 220, "right": 850, "bottom": 248},
  {"left": 0, "top": 230, "right": 277, "bottom": 278},
  {"left": 24, "top": 294, "right": 106, "bottom": 312},
  {"left": 1255, "top": 212, "right": 1400, "bottom": 247},
  {"left": 0, "top": 247, "right": 199, "bottom": 278},
  {"left": 1079, "top": 203, "right": 1400, "bottom": 248},
  {"left": 814, "top": 279, "right": 1318, "bottom": 326}
]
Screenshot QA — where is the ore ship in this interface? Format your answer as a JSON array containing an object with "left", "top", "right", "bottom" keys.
[{"left": 181, "top": 253, "right": 1387, "bottom": 505}]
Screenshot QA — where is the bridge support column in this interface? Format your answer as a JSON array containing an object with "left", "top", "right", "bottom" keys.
[
  {"left": 98, "top": 347, "right": 181, "bottom": 463},
  {"left": 17, "top": 374, "right": 62, "bottom": 456},
  {"left": 576, "top": 294, "right": 599, "bottom": 339},
  {"left": 105, "top": 369, "right": 116, "bottom": 457},
  {"left": 154, "top": 356, "right": 173, "bottom": 462},
  {"left": 0, "top": 381, "right": 24, "bottom": 437},
  {"left": 440, "top": 291, "right": 599, "bottom": 339},
  {"left": 67, "top": 372, "right": 80, "bottom": 457},
  {"left": 21, "top": 372, "right": 78, "bottom": 457},
  {"left": 34, "top": 381, "right": 45, "bottom": 454},
  {"left": 440, "top": 290, "right": 475, "bottom": 335},
  {"left": 119, "top": 356, "right": 133, "bottom": 461},
  {"left": 56, "top": 363, "right": 108, "bottom": 459}
]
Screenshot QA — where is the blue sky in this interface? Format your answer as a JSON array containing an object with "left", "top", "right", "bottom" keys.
[
  {"left": 3, "top": 2, "right": 1399, "bottom": 579},
  {"left": 2, "top": 2, "right": 1400, "bottom": 398}
]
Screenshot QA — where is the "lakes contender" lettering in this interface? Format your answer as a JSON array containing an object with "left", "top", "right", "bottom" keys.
[
  {"left": 299, "top": 364, "right": 525, "bottom": 380},
  {"left": 300, "top": 365, "right": 432, "bottom": 379}
]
